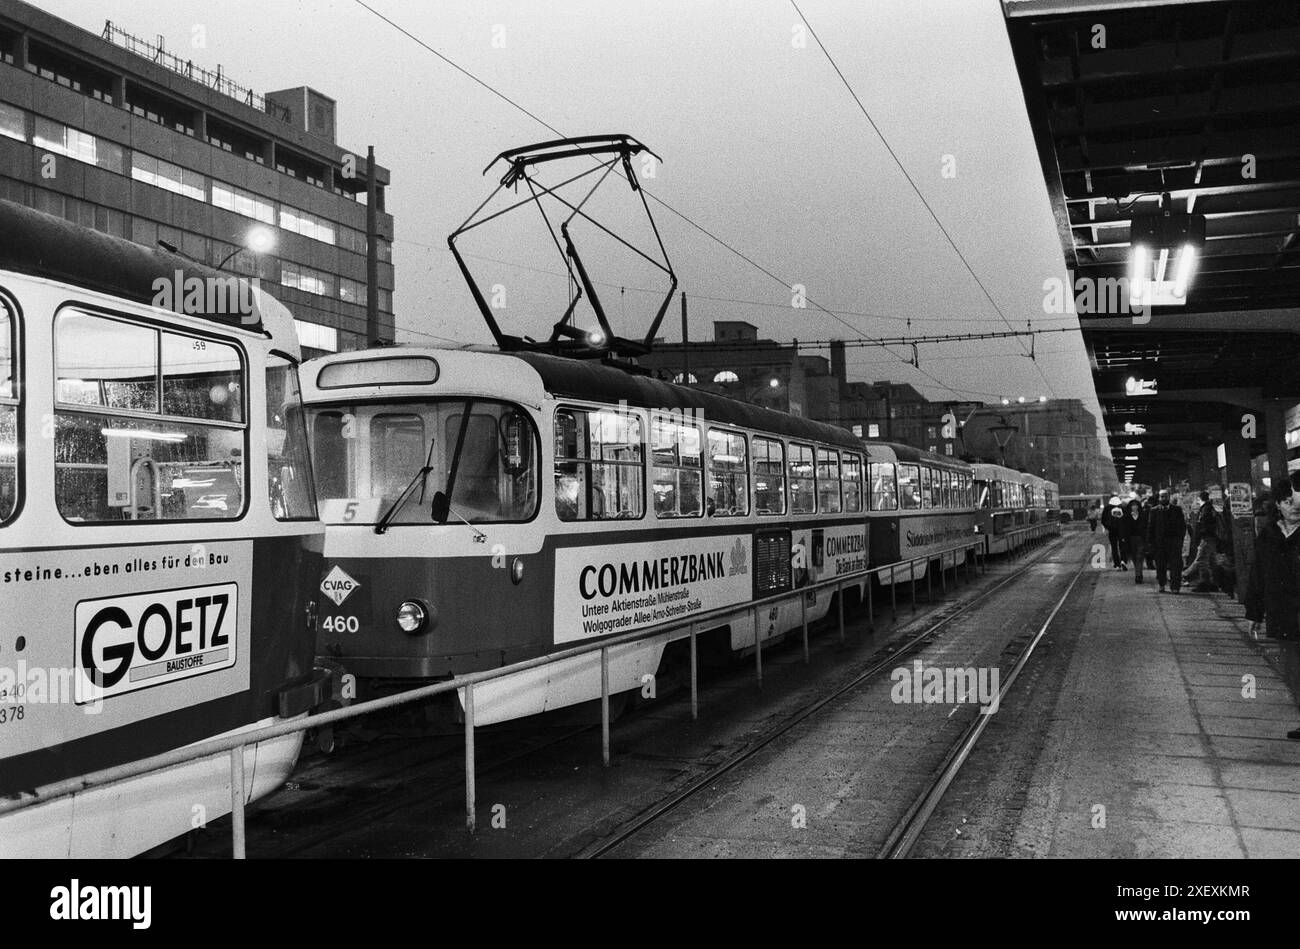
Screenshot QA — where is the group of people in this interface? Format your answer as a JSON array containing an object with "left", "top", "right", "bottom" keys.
[
  {"left": 1084, "top": 477, "right": 1300, "bottom": 742},
  {"left": 1085, "top": 490, "right": 1221, "bottom": 592}
]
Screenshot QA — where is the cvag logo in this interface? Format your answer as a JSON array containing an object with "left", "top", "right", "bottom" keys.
[{"left": 321, "top": 565, "right": 360, "bottom": 606}]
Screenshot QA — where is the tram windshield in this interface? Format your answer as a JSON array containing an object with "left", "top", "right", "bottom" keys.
[{"left": 307, "top": 399, "right": 538, "bottom": 525}]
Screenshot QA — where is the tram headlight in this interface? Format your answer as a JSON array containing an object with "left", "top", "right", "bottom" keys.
[
  {"left": 511, "top": 558, "right": 525, "bottom": 585},
  {"left": 396, "top": 600, "right": 430, "bottom": 634}
]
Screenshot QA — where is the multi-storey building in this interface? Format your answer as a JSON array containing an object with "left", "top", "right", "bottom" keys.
[{"left": 0, "top": 0, "right": 393, "bottom": 356}]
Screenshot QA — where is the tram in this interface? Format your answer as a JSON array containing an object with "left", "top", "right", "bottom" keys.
[
  {"left": 973, "top": 462, "right": 1035, "bottom": 555},
  {"left": 861, "top": 440, "right": 978, "bottom": 583},
  {"left": 302, "top": 345, "right": 876, "bottom": 723},
  {"left": 0, "top": 201, "right": 328, "bottom": 857}
]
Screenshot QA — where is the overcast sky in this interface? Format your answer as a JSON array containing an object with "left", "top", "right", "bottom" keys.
[{"left": 39, "top": 0, "right": 1109, "bottom": 439}]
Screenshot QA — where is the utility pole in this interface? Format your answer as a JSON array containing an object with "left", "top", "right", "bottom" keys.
[
  {"left": 365, "top": 144, "right": 380, "bottom": 346},
  {"left": 680, "top": 292, "right": 688, "bottom": 385}
]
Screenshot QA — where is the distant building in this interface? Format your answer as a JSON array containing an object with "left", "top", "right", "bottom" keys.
[
  {"left": 0, "top": 0, "right": 394, "bottom": 357},
  {"left": 963, "top": 400, "right": 1112, "bottom": 495},
  {"left": 639, "top": 321, "right": 843, "bottom": 421}
]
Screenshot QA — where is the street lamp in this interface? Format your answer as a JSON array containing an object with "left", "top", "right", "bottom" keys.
[{"left": 215, "top": 226, "right": 276, "bottom": 271}]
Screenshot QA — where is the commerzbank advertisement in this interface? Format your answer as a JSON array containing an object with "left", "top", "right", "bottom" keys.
[{"left": 554, "top": 535, "right": 753, "bottom": 643}]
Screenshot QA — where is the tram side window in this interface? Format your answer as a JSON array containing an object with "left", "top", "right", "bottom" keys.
[
  {"left": 788, "top": 443, "right": 815, "bottom": 514},
  {"left": 920, "top": 466, "right": 932, "bottom": 509},
  {"left": 53, "top": 310, "right": 247, "bottom": 522},
  {"left": 816, "top": 448, "right": 841, "bottom": 514},
  {"left": 652, "top": 414, "right": 703, "bottom": 518},
  {"left": 0, "top": 298, "right": 15, "bottom": 524},
  {"left": 753, "top": 436, "right": 786, "bottom": 515},
  {"left": 897, "top": 463, "right": 920, "bottom": 510},
  {"left": 707, "top": 428, "right": 749, "bottom": 516},
  {"left": 942, "top": 470, "right": 953, "bottom": 509},
  {"left": 976, "top": 479, "right": 990, "bottom": 509},
  {"left": 869, "top": 462, "right": 897, "bottom": 511},
  {"left": 554, "top": 407, "right": 644, "bottom": 521},
  {"left": 842, "top": 453, "right": 863, "bottom": 513},
  {"left": 266, "top": 355, "right": 317, "bottom": 521}
]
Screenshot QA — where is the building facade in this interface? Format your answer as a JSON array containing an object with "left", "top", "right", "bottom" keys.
[
  {"left": 0, "top": 0, "right": 393, "bottom": 357},
  {"left": 962, "top": 399, "right": 1113, "bottom": 495}
]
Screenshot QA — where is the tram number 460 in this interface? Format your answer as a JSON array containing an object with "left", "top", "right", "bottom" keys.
[{"left": 321, "top": 615, "right": 360, "bottom": 633}]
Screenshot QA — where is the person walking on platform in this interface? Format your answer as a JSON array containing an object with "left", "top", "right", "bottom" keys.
[
  {"left": 1147, "top": 489, "right": 1186, "bottom": 593},
  {"left": 1122, "top": 498, "right": 1150, "bottom": 584},
  {"left": 1087, "top": 501, "right": 1102, "bottom": 533},
  {"left": 1244, "top": 472, "right": 1300, "bottom": 740},
  {"left": 1104, "top": 495, "right": 1127, "bottom": 569},
  {"left": 1184, "top": 491, "right": 1220, "bottom": 591},
  {"left": 1141, "top": 494, "right": 1158, "bottom": 570}
]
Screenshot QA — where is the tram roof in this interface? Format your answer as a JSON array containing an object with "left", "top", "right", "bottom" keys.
[
  {"left": 509, "top": 351, "right": 865, "bottom": 452},
  {"left": 0, "top": 199, "right": 267, "bottom": 335},
  {"left": 870, "top": 440, "right": 970, "bottom": 471}
]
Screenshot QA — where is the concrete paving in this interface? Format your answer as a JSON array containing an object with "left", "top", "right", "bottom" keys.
[{"left": 1009, "top": 558, "right": 1300, "bottom": 858}]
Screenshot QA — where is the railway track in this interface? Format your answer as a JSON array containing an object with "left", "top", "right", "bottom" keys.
[
  {"left": 575, "top": 533, "right": 1074, "bottom": 859},
  {"left": 182, "top": 532, "right": 1069, "bottom": 858}
]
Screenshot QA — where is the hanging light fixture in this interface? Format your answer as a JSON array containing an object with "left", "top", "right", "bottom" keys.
[{"left": 1128, "top": 192, "right": 1206, "bottom": 307}]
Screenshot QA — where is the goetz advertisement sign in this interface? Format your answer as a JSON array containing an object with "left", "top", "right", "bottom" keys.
[
  {"left": 74, "top": 583, "right": 237, "bottom": 704},
  {"left": 555, "top": 535, "right": 753, "bottom": 643}
]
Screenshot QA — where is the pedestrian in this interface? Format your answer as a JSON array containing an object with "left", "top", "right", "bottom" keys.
[
  {"left": 1141, "top": 494, "right": 1158, "bottom": 570},
  {"left": 1243, "top": 472, "right": 1300, "bottom": 741},
  {"left": 1147, "top": 488, "right": 1186, "bottom": 593},
  {"left": 1104, "top": 495, "right": 1127, "bottom": 569},
  {"left": 1086, "top": 500, "right": 1101, "bottom": 533},
  {"left": 1121, "top": 498, "right": 1149, "bottom": 584},
  {"left": 1183, "top": 490, "right": 1220, "bottom": 591}
]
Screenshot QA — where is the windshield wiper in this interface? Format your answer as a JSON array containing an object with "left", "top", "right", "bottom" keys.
[
  {"left": 374, "top": 437, "right": 436, "bottom": 535},
  {"left": 430, "top": 400, "right": 487, "bottom": 543}
]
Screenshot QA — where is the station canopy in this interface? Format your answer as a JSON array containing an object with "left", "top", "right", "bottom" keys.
[{"left": 1004, "top": 0, "right": 1300, "bottom": 486}]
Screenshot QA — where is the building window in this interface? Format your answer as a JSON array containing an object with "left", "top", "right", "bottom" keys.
[
  {"left": 554, "top": 407, "right": 644, "bottom": 521},
  {"left": 378, "top": 289, "right": 393, "bottom": 313},
  {"left": 212, "top": 181, "right": 275, "bottom": 224},
  {"left": 131, "top": 152, "right": 206, "bottom": 202},
  {"left": 0, "top": 103, "right": 24, "bottom": 142},
  {"left": 944, "top": 443, "right": 954, "bottom": 456},
  {"left": 281, "top": 263, "right": 335, "bottom": 298},
  {"left": 338, "top": 277, "right": 365, "bottom": 305},
  {"left": 279, "top": 206, "right": 336, "bottom": 244},
  {"left": 867, "top": 423, "right": 880, "bottom": 439},
  {"left": 294, "top": 319, "right": 338, "bottom": 353},
  {"left": 851, "top": 424, "right": 863, "bottom": 438},
  {"left": 713, "top": 370, "right": 739, "bottom": 384},
  {"left": 707, "top": 428, "right": 748, "bottom": 516},
  {"left": 753, "top": 436, "right": 785, "bottom": 515},
  {"left": 32, "top": 118, "right": 124, "bottom": 174},
  {"left": 926, "top": 425, "right": 937, "bottom": 439},
  {"left": 652, "top": 414, "right": 703, "bottom": 518},
  {"left": 672, "top": 372, "right": 699, "bottom": 384}
]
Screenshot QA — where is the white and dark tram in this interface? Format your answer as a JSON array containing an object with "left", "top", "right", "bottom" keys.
[
  {"left": 860, "top": 440, "right": 978, "bottom": 583},
  {"left": 302, "top": 345, "right": 885, "bottom": 724},
  {"left": 0, "top": 201, "right": 328, "bottom": 857},
  {"left": 971, "top": 462, "right": 1060, "bottom": 555}
]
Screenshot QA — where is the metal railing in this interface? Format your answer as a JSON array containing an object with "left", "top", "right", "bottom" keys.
[
  {"left": 1, "top": 531, "right": 1059, "bottom": 856},
  {"left": 101, "top": 21, "right": 292, "bottom": 123}
]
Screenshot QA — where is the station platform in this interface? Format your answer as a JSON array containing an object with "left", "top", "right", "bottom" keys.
[{"left": 1005, "top": 547, "right": 1300, "bottom": 859}]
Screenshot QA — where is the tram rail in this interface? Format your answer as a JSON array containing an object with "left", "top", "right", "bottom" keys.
[
  {"left": 0, "top": 524, "right": 1058, "bottom": 858},
  {"left": 576, "top": 524, "right": 1063, "bottom": 858}
]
